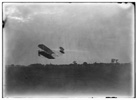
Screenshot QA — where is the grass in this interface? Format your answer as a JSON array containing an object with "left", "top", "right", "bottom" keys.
[{"left": 5, "top": 63, "right": 133, "bottom": 97}]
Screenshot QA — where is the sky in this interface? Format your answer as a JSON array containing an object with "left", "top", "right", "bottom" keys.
[{"left": 3, "top": 3, "right": 134, "bottom": 65}]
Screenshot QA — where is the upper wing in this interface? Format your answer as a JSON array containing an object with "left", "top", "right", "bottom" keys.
[{"left": 38, "top": 44, "right": 54, "bottom": 55}]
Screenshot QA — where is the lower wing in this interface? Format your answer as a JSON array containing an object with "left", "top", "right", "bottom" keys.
[{"left": 38, "top": 44, "right": 54, "bottom": 55}]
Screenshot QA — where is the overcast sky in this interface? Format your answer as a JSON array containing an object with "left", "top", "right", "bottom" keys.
[{"left": 4, "top": 3, "right": 134, "bottom": 65}]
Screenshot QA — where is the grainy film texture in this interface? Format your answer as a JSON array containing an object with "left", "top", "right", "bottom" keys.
[{"left": 3, "top": 3, "right": 134, "bottom": 97}]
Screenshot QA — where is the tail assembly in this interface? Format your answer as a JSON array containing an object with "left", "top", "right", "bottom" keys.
[{"left": 59, "top": 47, "right": 65, "bottom": 54}]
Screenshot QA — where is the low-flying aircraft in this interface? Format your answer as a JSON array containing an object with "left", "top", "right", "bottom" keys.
[{"left": 38, "top": 44, "right": 65, "bottom": 59}]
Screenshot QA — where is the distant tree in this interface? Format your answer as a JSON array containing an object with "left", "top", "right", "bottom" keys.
[
  {"left": 83, "top": 62, "right": 88, "bottom": 65},
  {"left": 111, "top": 59, "right": 115, "bottom": 63},
  {"left": 94, "top": 62, "right": 97, "bottom": 64},
  {"left": 115, "top": 59, "right": 119, "bottom": 63},
  {"left": 111, "top": 59, "right": 119, "bottom": 63},
  {"left": 73, "top": 61, "right": 77, "bottom": 65}
]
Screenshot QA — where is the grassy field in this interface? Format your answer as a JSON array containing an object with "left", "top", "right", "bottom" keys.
[{"left": 5, "top": 63, "right": 133, "bottom": 97}]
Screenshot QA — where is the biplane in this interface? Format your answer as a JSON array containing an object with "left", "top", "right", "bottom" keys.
[{"left": 38, "top": 44, "right": 65, "bottom": 59}]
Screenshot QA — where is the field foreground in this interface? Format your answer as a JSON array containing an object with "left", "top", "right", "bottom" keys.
[{"left": 5, "top": 63, "right": 133, "bottom": 97}]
